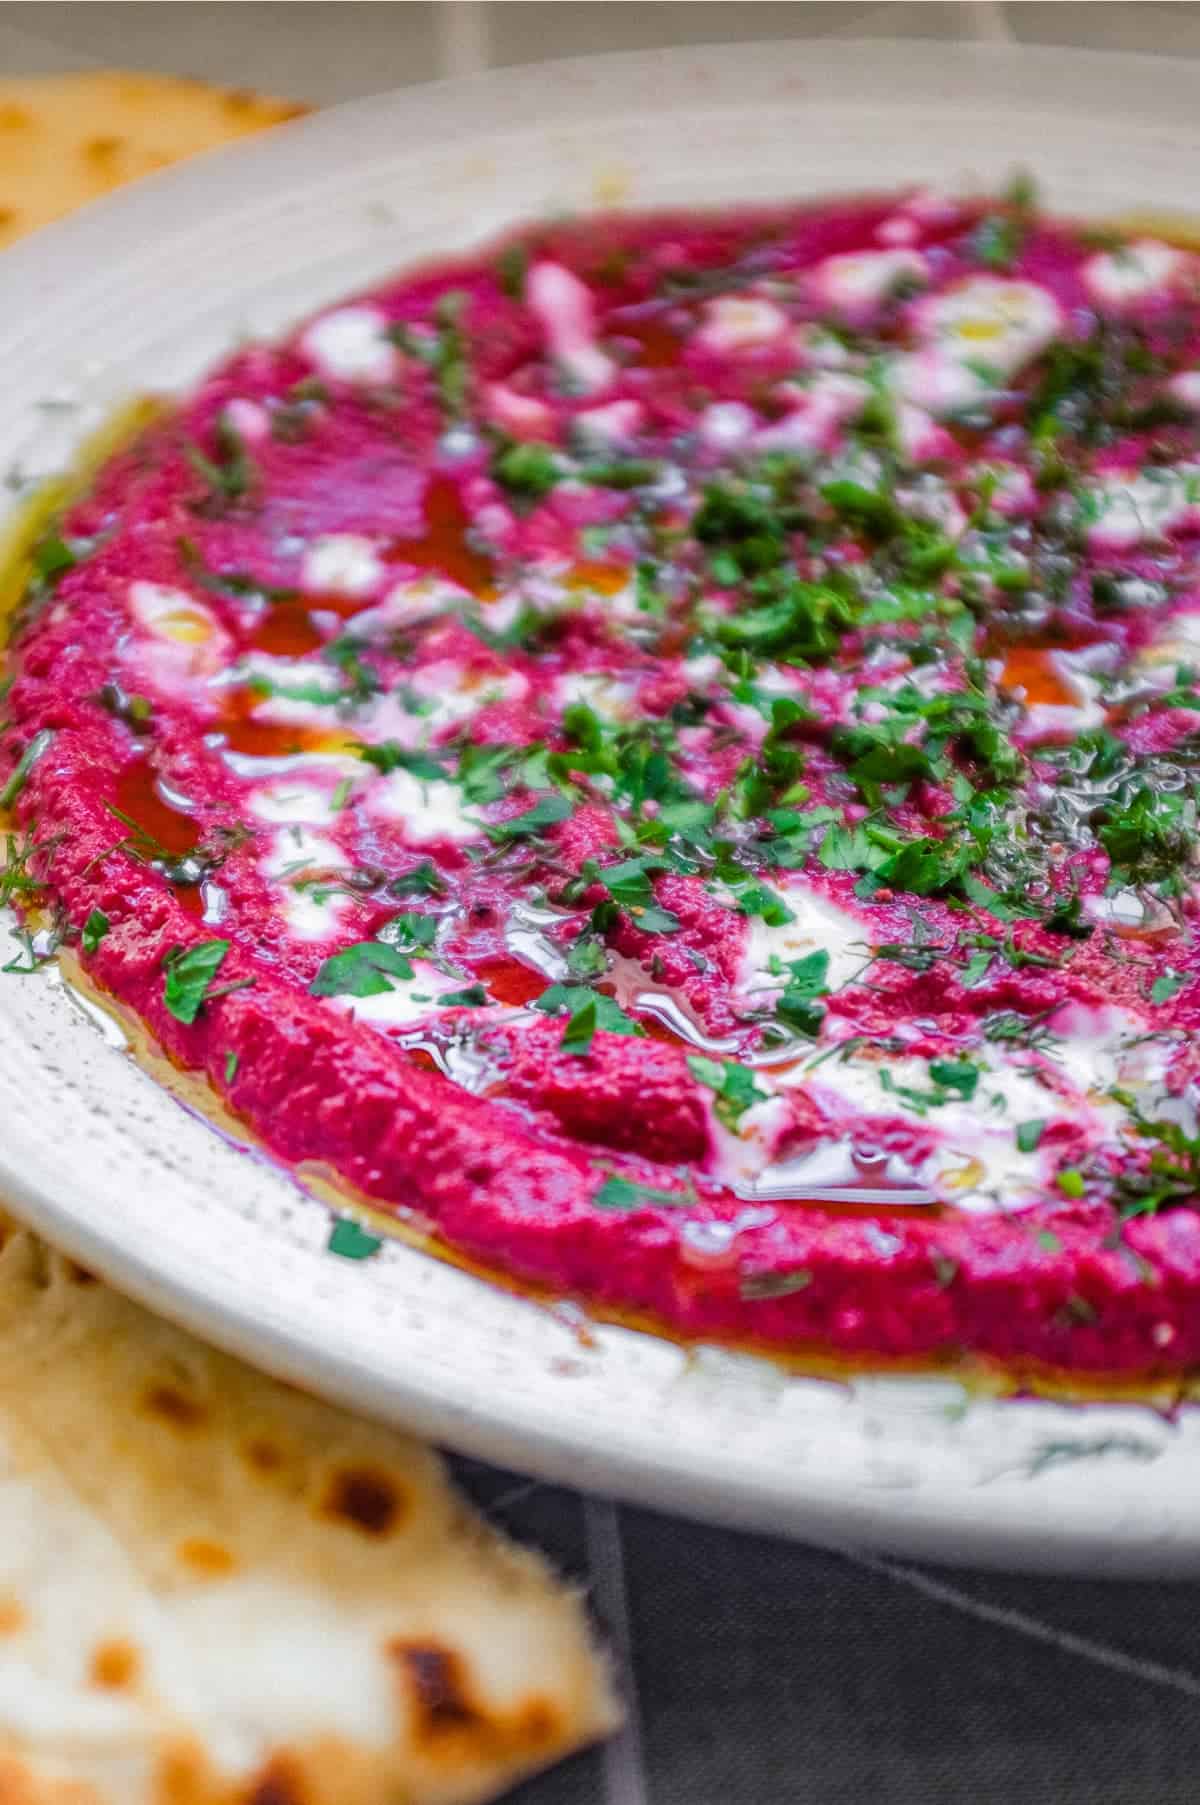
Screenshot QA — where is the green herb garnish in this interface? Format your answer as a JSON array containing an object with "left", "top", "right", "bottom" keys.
[
  {"left": 439, "top": 983, "right": 488, "bottom": 1008},
  {"left": 163, "top": 938, "right": 235, "bottom": 1025},
  {"left": 328, "top": 1217, "right": 383, "bottom": 1261},
  {"left": 927, "top": 1058, "right": 980, "bottom": 1102},
  {"left": 390, "top": 859, "right": 447, "bottom": 897},
  {"left": 487, "top": 793, "right": 573, "bottom": 840},
  {"left": 377, "top": 911, "right": 438, "bottom": 951},
  {"left": 1151, "top": 969, "right": 1186, "bottom": 1006},
  {"left": 0, "top": 729, "right": 53, "bottom": 809},
  {"left": 592, "top": 1175, "right": 689, "bottom": 1212},
  {"left": 184, "top": 416, "right": 258, "bottom": 510},
  {"left": 534, "top": 983, "right": 642, "bottom": 1044},
  {"left": 492, "top": 440, "right": 562, "bottom": 500},
  {"left": 740, "top": 1268, "right": 813, "bottom": 1301},
  {"left": 687, "top": 1055, "right": 768, "bottom": 1131},
  {"left": 309, "top": 941, "right": 414, "bottom": 999},
  {"left": 81, "top": 909, "right": 109, "bottom": 955}
]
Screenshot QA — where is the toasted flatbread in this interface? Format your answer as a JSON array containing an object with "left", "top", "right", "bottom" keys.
[
  {"left": 0, "top": 71, "right": 307, "bottom": 250},
  {"left": 0, "top": 1220, "right": 616, "bottom": 1804}
]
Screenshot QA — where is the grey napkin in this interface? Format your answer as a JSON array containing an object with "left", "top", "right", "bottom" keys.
[{"left": 451, "top": 1456, "right": 1200, "bottom": 1805}]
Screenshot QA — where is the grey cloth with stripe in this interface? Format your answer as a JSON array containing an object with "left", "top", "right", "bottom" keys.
[{"left": 450, "top": 1456, "right": 1199, "bottom": 1805}]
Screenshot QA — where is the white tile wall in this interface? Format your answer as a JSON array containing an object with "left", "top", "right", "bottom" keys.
[{"left": 0, "top": 3, "right": 1194, "bottom": 105}]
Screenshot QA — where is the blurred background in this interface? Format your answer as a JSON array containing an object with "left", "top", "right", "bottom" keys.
[{"left": 0, "top": 2, "right": 1198, "bottom": 101}]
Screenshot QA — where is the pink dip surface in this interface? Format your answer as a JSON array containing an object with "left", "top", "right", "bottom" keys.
[{"left": 8, "top": 188, "right": 1200, "bottom": 1374}]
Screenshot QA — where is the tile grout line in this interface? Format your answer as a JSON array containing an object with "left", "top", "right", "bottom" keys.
[
  {"left": 434, "top": 1, "right": 491, "bottom": 80},
  {"left": 584, "top": 1497, "right": 651, "bottom": 1805},
  {"left": 964, "top": 2, "right": 1017, "bottom": 45}
]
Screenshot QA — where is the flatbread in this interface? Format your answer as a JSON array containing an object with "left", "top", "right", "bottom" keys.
[
  {"left": 0, "top": 71, "right": 307, "bottom": 250},
  {"left": 0, "top": 1219, "right": 616, "bottom": 1804}
]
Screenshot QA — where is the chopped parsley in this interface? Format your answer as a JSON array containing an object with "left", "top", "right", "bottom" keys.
[
  {"left": 163, "top": 939, "right": 241, "bottom": 1025},
  {"left": 0, "top": 831, "right": 48, "bottom": 909},
  {"left": 309, "top": 941, "right": 414, "bottom": 999},
  {"left": 389, "top": 289, "right": 470, "bottom": 419},
  {"left": 1151, "top": 969, "right": 1186, "bottom": 1006},
  {"left": 971, "top": 213, "right": 1024, "bottom": 270},
  {"left": 486, "top": 794, "right": 573, "bottom": 840},
  {"left": 565, "top": 933, "right": 608, "bottom": 978},
  {"left": 1, "top": 926, "right": 46, "bottom": 975},
  {"left": 578, "top": 854, "right": 679, "bottom": 932},
  {"left": 773, "top": 949, "right": 830, "bottom": 1038},
  {"left": 927, "top": 1059, "right": 981, "bottom": 1102},
  {"left": 592, "top": 1175, "right": 689, "bottom": 1212},
  {"left": 687, "top": 1055, "right": 768, "bottom": 1132},
  {"left": 438, "top": 983, "right": 488, "bottom": 1008},
  {"left": 712, "top": 575, "right": 859, "bottom": 663},
  {"left": 183, "top": 416, "right": 258, "bottom": 510},
  {"left": 533, "top": 983, "right": 642, "bottom": 1048},
  {"left": 578, "top": 458, "right": 663, "bottom": 490},
  {"left": 1111, "top": 1096, "right": 1200, "bottom": 1217},
  {"left": 492, "top": 440, "right": 561, "bottom": 499},
  {"left": 327, "top": 1216, "right": 383, "bottom": 1261},
  {"left": 358, "top": 743, "right": 447, "bottom": 780},
  {"left": 1098, "top": 787, "right": 1194, "bottom": 888},
  {"left": 559, "top": 994, "right": 599, "bottom": 1054},
  {"left": 740, "top": 1268, "right": 813, "bottom": 1301},
  {"left": 0, "top": 729, "right": 53, "bottom": 809},
  {"left": 377, "top": 910, "right": 438, "bottom": 952},
  {"left": 495, "top": 241, "right": 528, "bottom": 300},
  {"left": 390, "top": 859, "right": 447, "bottom": 897},
  {"left": 880, "top": 1057, "right": 981, "bottom": 1113},
  {"left": 29, "top": 534, "right": 78, "bottom": 584},
  {"left": 96, "top": 682, "right": 154, "bottom": 732},
  {"left": 81, "top": 909, "right": 109, "bottom": 955},
  {"left": 692, "top": 478, "right": 787, "bottom": 577}
]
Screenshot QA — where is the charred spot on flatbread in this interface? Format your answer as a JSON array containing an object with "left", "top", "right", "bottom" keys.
[
  {"left": 140, "top": 1380, "right": 207, "bottom": 1430},
  {"left": 241, "top": 1434, "right": 287, "bottom": 1475},
  {"left": 390, "top": 1639, "right": 562, "bottom": 1762},
  {"left": 245, "top": 1765, "right": 305, "bottom": 1805},
  {"left": 84, "top": 135, "right": 123, "bottom": 163},
  {"left": 393, "top": 1642, "right": 478, "bottom": 1732},
  {"left": 320, "top": 1464, "right": 407, "bottom": 1537}
]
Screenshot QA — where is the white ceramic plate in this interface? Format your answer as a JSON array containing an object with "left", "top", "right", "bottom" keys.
[{"left": 3, "top": 39, "right": 1200, "bottom": 1575}]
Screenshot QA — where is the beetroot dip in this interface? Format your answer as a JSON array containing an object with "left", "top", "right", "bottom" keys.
[{"left": 7, "top": 184, "right": 1200, "bottom": 1377}]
